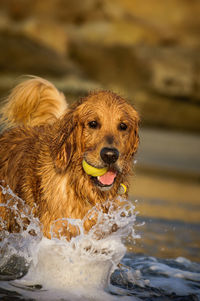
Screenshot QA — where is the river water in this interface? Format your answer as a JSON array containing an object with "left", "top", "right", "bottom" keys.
[{"left": 0, "top": 185, "right": 200, "bottom": 301}]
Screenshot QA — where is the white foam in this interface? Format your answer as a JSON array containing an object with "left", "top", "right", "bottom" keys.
[{"left": 18, "top": 236, "right": 125, "bottom": 290}]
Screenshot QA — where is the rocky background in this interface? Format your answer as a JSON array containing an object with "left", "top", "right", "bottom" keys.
[{"left": 0, "top": 0, "right": 200, "bottom": 132}]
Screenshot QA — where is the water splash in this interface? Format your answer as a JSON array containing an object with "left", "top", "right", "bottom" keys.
[
  {"left": 0, "top": 183, "right": 42, "bottom": 280},
  {"left": 0, "top": 184, "right": 139, "bottom": 300}
]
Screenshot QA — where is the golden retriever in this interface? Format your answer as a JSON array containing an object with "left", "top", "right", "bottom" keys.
[{"left": 0, "top": 77, "right": 139, "bottom": 240}]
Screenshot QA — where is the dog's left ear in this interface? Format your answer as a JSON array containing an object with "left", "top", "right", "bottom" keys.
[
  {"left": 132, "top": 127, "right": 139, "bottom": 156},
  {"left": 130, "top": 114, "right": 140, "bottom": 158},
  {"left": 50, "top": 110, "right": 78, "bottom": 173}
]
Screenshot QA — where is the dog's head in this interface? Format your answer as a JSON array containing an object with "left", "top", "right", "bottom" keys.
[{"left": 51, "top": 91, "right": 139, "bottom": 194}]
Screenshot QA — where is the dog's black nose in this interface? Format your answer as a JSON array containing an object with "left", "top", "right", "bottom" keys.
[{"left": 100, "top": 147, "right": 119, "bottom": 164}]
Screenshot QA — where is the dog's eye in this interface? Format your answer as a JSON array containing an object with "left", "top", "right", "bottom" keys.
[
  {"left": 88, "top": 120, "right": 98, "bottom": 129},
  {"left": 118, "top": 123, "right": 128, "bottom": 131}
]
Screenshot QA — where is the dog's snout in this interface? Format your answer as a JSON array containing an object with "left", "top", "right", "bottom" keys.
[{"left": 100, "top": 147, "right": 119, "bottom": 164}]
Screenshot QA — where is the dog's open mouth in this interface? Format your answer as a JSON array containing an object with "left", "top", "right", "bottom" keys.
[
  {"left": 91, "top": 170, "right": 117, "bottom": 189},
  {"left": 82, "top": 159, "right": 118, "bottom": 190}
]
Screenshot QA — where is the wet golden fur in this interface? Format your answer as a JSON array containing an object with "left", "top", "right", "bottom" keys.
[{"left": 0, "top": 77, "right": 139, "bottom": 240}]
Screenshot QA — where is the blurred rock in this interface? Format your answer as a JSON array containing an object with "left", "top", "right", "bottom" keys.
[
  {"left": 0, "top": 30, "right": 78, "bottom": 76},
  {"left": 143, "top": 47, "right": 200, "bottom": 101},
  {"left": 21, "top": 19, "right": 68, "bottom": 55},
  {"left": 134, "top": 91, "right": 200, "bottom": 132},
  {"left": 0, "top": 0, "right": 105, "bottom": 23},
  {"left": 117, "top": 0, "right": 200, "bottom": 48},
  {"left": 150, "top": 52, "right": 194, "bottom": 98}
]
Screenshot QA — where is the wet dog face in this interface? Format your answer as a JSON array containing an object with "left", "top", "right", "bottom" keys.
[
  {"left": 75, "top": 91, "right": 139, "bottom": 191},
  {"left": 51, "top": 91, "right": 139, "bottom": 192}
]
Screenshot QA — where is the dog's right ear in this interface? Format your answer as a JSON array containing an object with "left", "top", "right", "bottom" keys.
[{"left": 50, "top": 110, "right": 78, "bottom": 173}]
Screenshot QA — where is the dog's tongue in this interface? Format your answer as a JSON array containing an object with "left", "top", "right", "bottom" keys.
[{"left": 98, "top": 171, "right": 117, "bottom": 186}]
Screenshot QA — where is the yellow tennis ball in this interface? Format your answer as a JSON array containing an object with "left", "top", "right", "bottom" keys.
[
  {"left": 82, "top": 160, "right": 108, "bottom": 177},
  {"left": 120, "top": 183, "right": 127, "bottom": 194},
  {"left": 118, "top": 183, "right": 127, "bottom": 195}
]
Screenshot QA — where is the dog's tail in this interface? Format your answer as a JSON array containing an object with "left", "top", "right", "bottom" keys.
[{"left": 0, "top": 77, "right": 67, "bottom": 127}]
